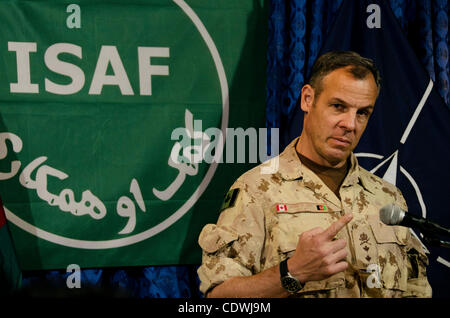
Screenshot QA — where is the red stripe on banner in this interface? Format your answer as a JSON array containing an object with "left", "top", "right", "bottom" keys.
[{"left": 0, "top": 196, "right": 6, "bottom": 227}]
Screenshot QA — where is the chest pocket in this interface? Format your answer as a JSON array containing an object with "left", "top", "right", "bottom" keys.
[
  {"left": 272, "top": 202, "right": 342, "bottom": 253},
  {"left": 271, "top": 202, "right": 345, "bottom": 294},
  {"left": 367, "top": 214, "right": 408, "bottom": 292}
]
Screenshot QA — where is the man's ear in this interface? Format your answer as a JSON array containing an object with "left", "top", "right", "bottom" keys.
[{"left": 300, "top": 84, "right": 315, "bottom": 113}]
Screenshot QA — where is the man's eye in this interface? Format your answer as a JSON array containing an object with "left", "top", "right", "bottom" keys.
[
  {"left": 332, "top": 104, "right": 343, "bottom": 109},
  {"left": 357, "top": 110, "right": 370, "bottom": 117}
]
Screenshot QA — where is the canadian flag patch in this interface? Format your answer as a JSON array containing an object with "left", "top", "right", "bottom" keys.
[{"left": 276, "top": 204, "right": 287, "bottom": 212}]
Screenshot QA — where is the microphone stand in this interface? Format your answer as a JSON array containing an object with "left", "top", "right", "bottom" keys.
[{"left": 422, "top": 232, "right": 450, "bottom": 249}]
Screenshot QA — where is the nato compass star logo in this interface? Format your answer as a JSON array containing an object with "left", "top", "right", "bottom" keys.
[{"left": 355, "top": 79, "right": 449, "bottom": 269}]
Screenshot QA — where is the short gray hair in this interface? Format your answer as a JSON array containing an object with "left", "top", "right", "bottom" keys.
[{"left": 308, "top": 51, "right": 381, "bottom": 97}]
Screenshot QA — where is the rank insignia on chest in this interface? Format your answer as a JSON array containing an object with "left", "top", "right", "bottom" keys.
[
  {"left": 316, "top": 204, "right": 327, "bottom": 211},
  {"left": 220, "top": 188, "right": 240, "bottom": 212},
  {"left": 276, "top": 204, "right": 287, "bottom": 212}
]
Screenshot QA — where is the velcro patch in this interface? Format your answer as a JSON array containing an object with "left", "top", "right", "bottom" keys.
[
  {"left": 220, "top": 188, "right": 240, "bottom": 212},
  {"left": 274, "top": 202, "right": 337, "bottom": 213}
]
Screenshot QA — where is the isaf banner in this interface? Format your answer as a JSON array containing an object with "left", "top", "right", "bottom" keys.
[{"left": 0, "top": 0, "right": 267, "bottom": 270}]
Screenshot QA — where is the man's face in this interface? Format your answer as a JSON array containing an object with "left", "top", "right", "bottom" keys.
[{"left": 297, "top": 66, "right": 378, "bottom": 167}]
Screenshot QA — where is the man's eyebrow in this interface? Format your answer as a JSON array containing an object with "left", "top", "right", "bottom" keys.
[
  {"left": 329, "top": 97, "right": 348, "bottom": 105},
  {"left": 329, "top": 97, "right": 374, "bottom": 109}
]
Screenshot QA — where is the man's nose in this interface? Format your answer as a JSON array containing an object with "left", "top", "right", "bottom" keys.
[{"left": 339, "top": 111, "right": 357, "bottom": 131}]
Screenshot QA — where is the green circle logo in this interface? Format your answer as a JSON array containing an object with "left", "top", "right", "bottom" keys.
[{"left": 1, "top": 0, "right": 228, "bottom": 249}]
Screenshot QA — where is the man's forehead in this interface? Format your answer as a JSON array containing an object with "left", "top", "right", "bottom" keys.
[
  {"left": 319, "top": 68, "right": 378, "bottom": 103},
  {"left": 322, "top": 66, "right": 377, "bottom": 86}
]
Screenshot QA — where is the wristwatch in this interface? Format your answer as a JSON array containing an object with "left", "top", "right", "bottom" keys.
[{"left": 280, "top": 257, "right": 304, "bottom": 293}]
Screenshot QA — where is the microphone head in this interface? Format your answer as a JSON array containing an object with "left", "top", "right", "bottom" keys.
[{"left": 379, "top": 203, "right": 404, "bottom": 225}]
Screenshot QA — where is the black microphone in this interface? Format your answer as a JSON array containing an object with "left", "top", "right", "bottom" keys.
[{"left": 379, "top": 203, "right": 450, "bottom": 237}]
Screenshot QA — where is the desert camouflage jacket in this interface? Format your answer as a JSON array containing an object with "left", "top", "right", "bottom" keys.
[{"left": 197, "top": 137, "right": 432, "bottom": 297}]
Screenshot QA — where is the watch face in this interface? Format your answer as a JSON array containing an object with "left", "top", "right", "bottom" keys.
[{"left": 281, "top": 276, "right": 301, "bottom": 293}]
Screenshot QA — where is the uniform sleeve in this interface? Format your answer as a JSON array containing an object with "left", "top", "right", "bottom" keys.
[
  {"left": 197, "top": 179, "right": 266, "bottom": 296},
  {"left": 395, "top": 188, "right": 432, "bottom": 298}
]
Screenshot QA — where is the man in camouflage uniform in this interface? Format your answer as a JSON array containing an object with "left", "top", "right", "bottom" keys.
[{"left": 197, "top": 51, "right": 432, "bottom": 298}]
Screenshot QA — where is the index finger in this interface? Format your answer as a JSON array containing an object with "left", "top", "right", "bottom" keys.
[{"left": 321, "top": 213, "right": 353, "bottom": 240}]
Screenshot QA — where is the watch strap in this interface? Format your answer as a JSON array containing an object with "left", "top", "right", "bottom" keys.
[
  {"left": 280, "top": 257, "right": 289, "bottom": 277},
  {"left": 280, "top": 257, "right": 303, "bottom": 293}
]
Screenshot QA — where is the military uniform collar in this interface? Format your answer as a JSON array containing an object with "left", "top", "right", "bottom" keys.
[
  {"left": 278, "top": 137, "right": 374, "bottom": 193},
  {"left": 342, "top": 153, "right": 376, "bottom": 194},
  {"left": 341, "top": 153, "right": 360, "bottom": 187},
  {"left": 277, "top": 137, "right": 303, "bottom": 181}
]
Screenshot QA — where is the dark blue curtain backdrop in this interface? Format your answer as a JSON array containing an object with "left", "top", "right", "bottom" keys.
[{"left": 20, "top": 0, "right": 448, "bottom": 298}]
